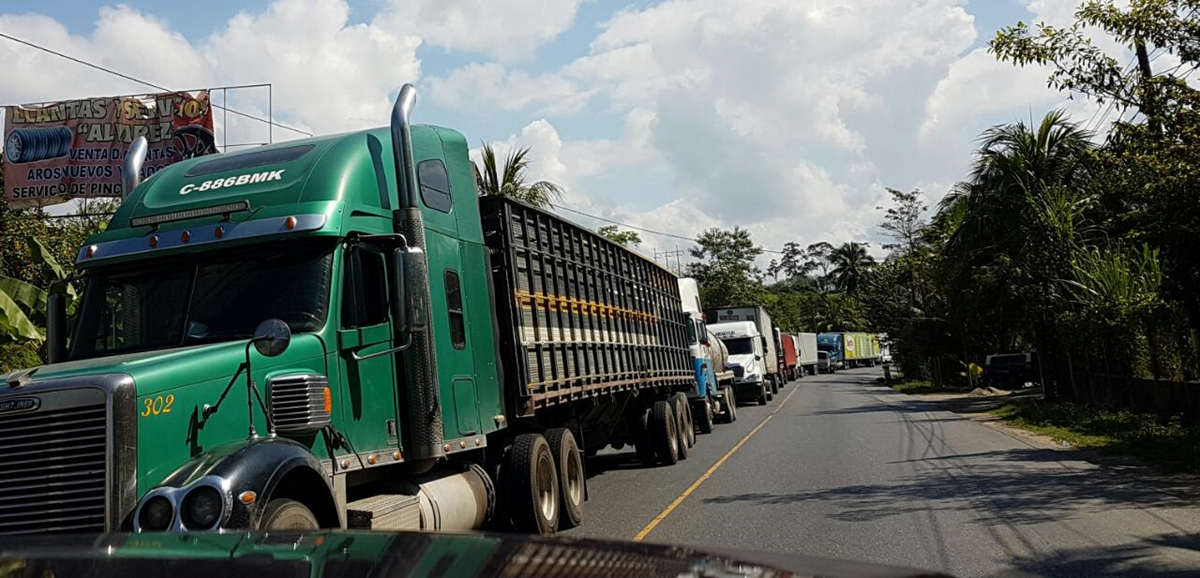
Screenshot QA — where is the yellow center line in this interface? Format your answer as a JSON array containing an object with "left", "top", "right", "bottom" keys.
[{"left": 632, "top": 384, "right": 802, "bottom": 542}]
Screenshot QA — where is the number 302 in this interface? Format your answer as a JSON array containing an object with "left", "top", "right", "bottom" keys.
[{"left": 141, "top": 394, "right": 175, "bottom": 417}]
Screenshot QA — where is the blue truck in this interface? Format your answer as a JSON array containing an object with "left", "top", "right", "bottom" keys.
[{"left": 678, "top": 278, "right": 736, "bottom": 433}]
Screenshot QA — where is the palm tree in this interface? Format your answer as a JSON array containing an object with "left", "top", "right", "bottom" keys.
[
  {"left": 473, "top": 143, "right": 564, "bottom": 209},
  {"left": 828, "top": 242, "right": 875, "bottom": 295},
  {"left": 939, "top": 110, "right": 1094, "bottom": 259}
]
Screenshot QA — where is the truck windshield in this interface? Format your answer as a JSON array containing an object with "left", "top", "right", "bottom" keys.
[
  {"left": 69, "top": 241, "right": 334, "bottom": 361},
  {"left": 724, "top": 337, "right": 754, "bottom": 355}
]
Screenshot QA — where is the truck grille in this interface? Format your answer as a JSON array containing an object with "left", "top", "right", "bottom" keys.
[
  {"left": 0, "top": 400, "right": 107, "bottom": 535},
  {"left": 269, "top": 374, "right": 331, "bottom": 434}
]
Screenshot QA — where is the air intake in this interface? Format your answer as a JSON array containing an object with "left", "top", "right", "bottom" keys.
[{"left": 268, "top": 374, "right": 332, "bottom": 434}]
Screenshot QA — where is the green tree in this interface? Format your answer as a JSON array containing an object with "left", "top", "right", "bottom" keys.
[
  {"left": 596, "top": 225, "right": 642, "bottom": 247},
  {"left": 827, "top": 242, "right": 876, "bottom": 295},
  {"left": 801, "top": 241, "right": 835, "bottom": 292},
  {"left": 992, "top": 0, "right": 1200, "bottom": 342},
  {"left": 686, "top": 227, "right": 764, "bottom": 307},
  {"left": 878, "top": 188, "right": 927, "bottom": 256},
  {"left": 473, "top": 143, "right": 564, "bottom": 209}
]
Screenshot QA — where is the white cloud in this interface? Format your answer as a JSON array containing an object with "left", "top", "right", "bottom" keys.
[
  {"left": 546, "top": 0, "right": 981, "bottom": 257},
  {"left": 375, "top": 0, "right": 584, "bottom": 62},
  {"left": 207, "top": 0, "right": 421, "bottom": 136},
  {"left": 0, "top": 7, "right": 212, "bottom": 105},
  {"left": 426, "top": 63, "right": 592, "bottom": 115}
]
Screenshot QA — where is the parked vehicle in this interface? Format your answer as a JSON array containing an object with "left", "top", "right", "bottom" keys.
[
  {"left": 780, "top": 333, "right": 800, "bottom": 381},
  {"left": 796, "top": 332, "right": 819, "bottom": 375},
  {"left": 678, "top": 278, "right": 736, "bottom": 433},
  {"left": 817, "top": 351, "right": 835, "bottom": 374},
  {"left": 0, "top": 85, "right": 697, "bottom": 538},
  {"left": 983, "top": 352, "right": 1039, "bottom": 389},
  {"left": 709, "top": 321, "right": 772, "bottom": 405},
  {"left": 705, "top": 306, "right": 781, "bottom": 393},
  {"left": 818, "top": 332, "right": 882, "bottom": 368}
]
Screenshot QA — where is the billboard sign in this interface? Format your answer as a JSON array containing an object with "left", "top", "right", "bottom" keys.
[{"left": 3, "top": 91, "right": 215, "bottom": 208}]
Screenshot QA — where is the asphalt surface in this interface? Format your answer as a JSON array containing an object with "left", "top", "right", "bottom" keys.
[{"left": 563, "top": 368, "right": 1200, "bottom": 577}]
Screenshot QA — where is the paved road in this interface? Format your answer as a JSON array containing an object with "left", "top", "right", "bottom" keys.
[{"left": 563, "top": 368, "right": 1200, "bottom": 577}]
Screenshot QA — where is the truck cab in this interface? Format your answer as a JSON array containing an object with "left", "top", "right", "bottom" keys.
[
  {"left": 709, "top": 321, "right": 770, "bottom": 406},
  {"left": 677, "top": 278, "right": 733, "bottom": 432}
]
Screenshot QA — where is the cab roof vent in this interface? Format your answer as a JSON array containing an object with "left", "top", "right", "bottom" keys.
[{"left": 184, "top": 144, "right": 314, "bottom": 178}]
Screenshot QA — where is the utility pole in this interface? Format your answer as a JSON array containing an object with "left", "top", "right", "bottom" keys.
[{"left": 1135, "top": 38, "right": 1161, "bottom": 135}]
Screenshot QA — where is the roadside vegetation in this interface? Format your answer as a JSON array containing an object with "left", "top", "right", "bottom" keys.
[
  {"left": 993, "top": 399, "right": 1200, "bottom": 472},
  {"left": 885, "top": 379, "right": 967, "bottom": 395}
]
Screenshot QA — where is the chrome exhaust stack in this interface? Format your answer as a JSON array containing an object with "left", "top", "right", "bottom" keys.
[
  {"left": 122, "top": 136, "right": 149, "bottom": 199},
  {"left": 389, "top": 84, "right": 445, "bottom": 465}
]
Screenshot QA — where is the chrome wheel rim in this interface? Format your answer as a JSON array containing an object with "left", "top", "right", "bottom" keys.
[{"left": 536, "top": 452, "right": 557, "bottom": 521}]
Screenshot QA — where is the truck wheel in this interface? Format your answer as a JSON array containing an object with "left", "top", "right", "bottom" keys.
[
  {"left": 673, "top": 401, "right": 690, "bottom": 461},
  {"left": 723, "top": 386, "right": 738, "bottom": 422},
  {"left": 545, "top": 428, "right": 584, "bottom": 530},
  {"left": 650, "top": 400, "right": 679, "bottom": 466},
  {"left": 671, "top": 393, "right": 695, "bottom": 449},
  {"left": 257, "top": 499, "right": 319, "bottom": 530},
  {"left": 770, "top": 376, "right": 779, "bottom": 395},
  {"left": 758, "top": 384, "right": 768, "bottom": 406},
  {"left": 506, "top": 433, "right": 559, "bottom": 535},
  {"left": 633, "top": 408, "right": 657, "bottom": 466},
  {"left": 696, "top": 400, "right": 714, "bottom": 434}
]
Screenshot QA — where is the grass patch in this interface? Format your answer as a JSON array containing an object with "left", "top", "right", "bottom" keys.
[
  {"left": 993, "top": 398, "right": 1200, "bottom": 471},
  {"left": 887, "top": 379, "right": 967, "bottom": 395}
]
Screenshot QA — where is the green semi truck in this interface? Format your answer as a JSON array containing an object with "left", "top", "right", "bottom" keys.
[{"left": 0, "top": 85, "right": 697, "bottom": 537}]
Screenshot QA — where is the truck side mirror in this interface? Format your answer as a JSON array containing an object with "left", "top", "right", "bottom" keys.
[
  {"left": 252, "top": 319, "right": 291, "bottom": 358},
  {"left": 46, "top": 292, "right": 68, "bottom": 364},
  {"left": 392, "top": 246, "right": 428, "bottom": 334}
]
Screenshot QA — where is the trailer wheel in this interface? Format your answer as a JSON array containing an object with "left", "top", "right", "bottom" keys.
[
  {"left": 633, "top": 409, "right": 657, "bottom": 466},
  {"left": 257, "top": 499, "right": 319, "bottom": 530},
  {"left": 505, "top": 433, "right": 559, "bottom": 535},
  {"left": 671, "top": 397, "right": 690, "bottom": 461},
  {"left": 723, "top": 386, "right": 738, "bottom": 422},
  {"left": 650, "top": 400, "right": 679, "bottom": 466},
  {"left": 671, "top": 393, "right": 695, "bottom": 449},
  {"left": 696, "top": 399, "right": 714, "bottom": 434},
  {"left": 545, "top": 428, "right": 584, "bottom": 530}
]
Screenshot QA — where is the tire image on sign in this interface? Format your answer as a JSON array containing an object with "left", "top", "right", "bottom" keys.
[{"left": 5, "top": 127, "right": 73, "bottom": 164}]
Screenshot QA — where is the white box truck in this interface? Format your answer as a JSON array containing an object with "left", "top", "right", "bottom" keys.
[
  {"left": 797, "top": 332, "right": 819, "bottom": 375},
  {"left": 708, "top": 321, "right": 772, "bottom": 406},
  {"left": 707, "top": 306, "right": 779, "bottom": 405}
]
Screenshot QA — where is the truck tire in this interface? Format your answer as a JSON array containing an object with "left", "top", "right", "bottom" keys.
[
  {"left": 723, "top": 386, "right": 738, "bottom": 422},
  {"left": 506, "top": 433, "right": 559, "bottom": 535},
  {"left": 545, "top": 428, "right": 584, "bottom": 530},
  {"left": 672, "top": 400, "right": 690, "bottom": 461},
  {"left": 696, "top": 399, "right": 714, "bottom": 434},
  {"left": 671, "top": 393, "right": 695, "bottom": 449},
  {"left": 758, "top": 383, "right": 768, "bottom": 406},
  {"left": 650, "top": 400, "right": 679, "bottom": 466},
  {"left": 770, "top": 376, "right": 779, "bottom": 395},
  {"left": 633, "top": 408, "right": 657, "bottom": 466},
  {"left": 257, "top": 498, "right": 319, "bottom": 530}
]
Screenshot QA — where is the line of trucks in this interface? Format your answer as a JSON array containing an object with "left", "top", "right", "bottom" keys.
[{"left": 0, "top": 84, "right": 880, "bottom": 539}]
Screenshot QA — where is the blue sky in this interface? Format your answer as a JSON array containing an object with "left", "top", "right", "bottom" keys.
[{"left": 1, "top": 0, "right": 1098, "bottom": 261}]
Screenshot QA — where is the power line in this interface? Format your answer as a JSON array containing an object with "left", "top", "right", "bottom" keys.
[
  {"left": 0, "top": 31, "right": 312, "bottom": 137},
  {"left": 551, "top": 202, "right": 788, "bottom": 255}
]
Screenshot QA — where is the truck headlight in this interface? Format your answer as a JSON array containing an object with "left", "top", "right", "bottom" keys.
[
  {"left": 138, "top": 496, "right": 174, "bottom": 531},
  {"left": 182, "top": 485, "right": 224, "bottom": 529}
]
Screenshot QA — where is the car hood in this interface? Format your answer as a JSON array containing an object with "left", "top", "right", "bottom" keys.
[{"left": 0, "top": 530, "right": 954, "bottom": 578}]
